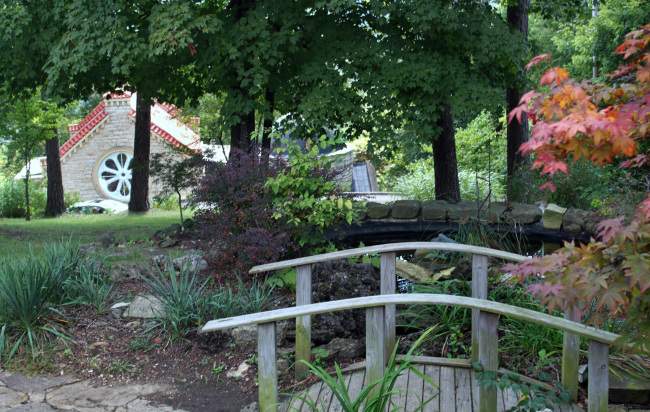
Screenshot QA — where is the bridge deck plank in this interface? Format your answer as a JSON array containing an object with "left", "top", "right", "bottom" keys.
[{"left": 282, "top": 363, "right": 581, "bottom": 412}]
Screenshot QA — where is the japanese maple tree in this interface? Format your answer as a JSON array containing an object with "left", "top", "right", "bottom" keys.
[{"left": 504, "top": 24, "right": 650, "bottom": 352}]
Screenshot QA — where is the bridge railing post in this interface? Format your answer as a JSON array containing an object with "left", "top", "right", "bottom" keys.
[
  {"left": 471, "top": 253, "right": 489, "bottom": 363},
  {"left": 380, "top": 252, "right": 396, "bottom": 363},
  {"left": 366, "top": 305, "right": 386, "bottom": 398},
  {"left": 588, "top": 340, "right": 609, "bottom": 412},
  {"left": 258, "top": 322, "right": 278, "bottom": 412},
  {"left": 477, "top": 310, "right": 499, "bottom": 412},
  {"left": 295, "top": 264, "right": 312, "bottom": 381},
  {"left": 562, "top": 307, "right": 581, "bottom": 403}
]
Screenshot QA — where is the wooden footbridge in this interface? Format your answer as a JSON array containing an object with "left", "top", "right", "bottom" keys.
[{"left": 201, "top": 242, "right": 619, "bottom": 412}]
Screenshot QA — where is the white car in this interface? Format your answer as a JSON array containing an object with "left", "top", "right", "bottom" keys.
[{"left": 69, "top": 199, "right": 129, "bottom": 214}]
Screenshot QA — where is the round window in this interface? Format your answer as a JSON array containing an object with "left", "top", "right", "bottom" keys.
[{"left": 96, "top": 151, "right": 133, "bottom": 202}]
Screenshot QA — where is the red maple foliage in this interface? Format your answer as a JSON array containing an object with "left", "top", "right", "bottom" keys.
[{"left": 505, "top": 24, "right": 650, "bottom": 352}]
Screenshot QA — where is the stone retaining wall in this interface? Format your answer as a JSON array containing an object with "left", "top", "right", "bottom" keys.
[{"left": 361, "top": 200, "right": 598, "bottom": 236}]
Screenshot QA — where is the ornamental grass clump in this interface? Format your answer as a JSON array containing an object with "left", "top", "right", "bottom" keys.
[{"left": 0, "top": 238, "right": 105, "bottom": 360}]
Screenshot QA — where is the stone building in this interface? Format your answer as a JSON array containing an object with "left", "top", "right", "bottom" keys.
[{"left": 59, "top": 92, "right": 200, "bottom": 202}]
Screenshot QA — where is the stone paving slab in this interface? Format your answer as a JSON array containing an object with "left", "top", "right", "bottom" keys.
[{"left": 0, "top": 370, "right": 188, "bottom": 412}]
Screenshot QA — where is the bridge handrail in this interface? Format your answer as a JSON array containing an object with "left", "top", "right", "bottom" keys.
[
  {"left": 249, "top": 241, "right": 527, "bottom": 273},
  {"left": 201, "top": 294, "right": 618, "bottom": 344}
]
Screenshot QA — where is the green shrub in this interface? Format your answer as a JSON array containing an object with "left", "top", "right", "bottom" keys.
[
  {"left": 392, "top": 159, "right": 505, "bottom": 202},
  {"left": 455, "top": 111, "right": 506, "bottom": 178},
  {"left": 266, "top": 136, "right": 366, "bottom": 253},
  {"left": 65, "top": 260, "right": 115, "bottom": 315},
  {"left": 0, "top": 238, "right": 86, "bottom": 359},
  {"left": 0, "top": 177, "right": 49, "bottom": 218},
  {"left": 142, "top": 258, "right": 277, "bottom": 340}
]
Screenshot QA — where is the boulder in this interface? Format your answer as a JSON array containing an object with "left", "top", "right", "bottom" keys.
[
  {"left": 543, "top": 204, "right": 567, "bottom": 230},
  {"left": 230, "top": 321, "right": 289, "bottom": 347},
  {"left": 158, "top": 238, "right": 179, "bottom": 248},
  {"left": 414, "top": 234, "right": 460, "bottom": 262},
  {"left": 366, "top": 202, "right": 391, "bottom": 219},
  {"left": 391, "top": 200, "right": 421, "bottom": 219},
  {"left": 422, "top": 200, "right": 448, "bottom": 221},
  {"left": 172, "top": 255, "right": 208, "bottom": 273},
  {"left": 98, "top": 232, "right": 115, "bottom": 248},
  {"left": 111, "top": 262, "right": 147, "bottom": 280},
  {"left": 488, "top": 202, "right": 543, "bottom": 224},
  {"left": 447, "top": 200, "right": 479, "bottom": 221},
  {"left": 311, "top": 260, "right": 380, "bottom": 344},
  {"left": 122, "top": 295, "right": 166, "bottom": 319},
  {"left": 395, "top": 260, "right": 434, "bottom": 283},
  {"left": 313, "top": 338, "right": 364, "bottom": 361},
  {"left": 563, "top": 207, "right": 593, "bottom": 235}
]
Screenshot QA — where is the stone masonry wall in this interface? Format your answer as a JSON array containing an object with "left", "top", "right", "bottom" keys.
[
  {"left": 61, "top": 98, "right": 186, "bottom": 202},
  {"left": 363, "top": 200, "right": 597, "bottom": 235}
]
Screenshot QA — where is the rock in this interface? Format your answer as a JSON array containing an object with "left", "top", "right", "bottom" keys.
[
  {"left": 111, "top": 263, "right": 147, "bottom": 280},
  {"left": 6, "top": 405, "right": 55, "bottom": 412},
  {"left": 395, "top": 260, "right": 434, "bottom": 283},
  {"left": 0, "top": 387, "right": 29, "bottom": 408},
  {"left": 316, "top": 337, "right": 364, "bottom": 360},
  {"left": 366, "top": 202, "right": 391, "bottom": 219},
  {"left": 98, "top": 232, "right": 115, "bottom": 248},
  {"left": 196, "top": 331, "right": 228, "bottom": 353},
  {"left": 227, "top": 362, "right": 250, "bottom": 379},
  {"left": 79, "top": 242, "right": 101, "bottom": 254},
  {"left": 311, "top": 260, "right": 380, "bottom": 344},
  {"left": 46, "top": 382, "right": 165, "bottom": 408},
  {"left": 168, "top": 223, "right": 182, "bottom": 234},
  {"left": 421, "top": 200, "right": 448, "bottom": 221},
  {"left": 563, "top": 207, "right": 597, "bottom": 235},
  {"left": 610, "top": 370, "right": 650, "bottom": 404},
  {"left": 172, "top": 255, "right": 208, "bottom": 273},
  {"left": 542, "top": 203, "right": 567, "bottom": 230},
  {"left": 447, "top": 200, "right": 479, "bottom": 221},
  {"left": 276, "top": 358, "right": 290, "bottom": 379},
  {"left": 110, "top": 302, "right": 130, "bottom": 310},
  {"left": 122, "top": 296, "right": 165, "bottom": 319},
  {"left": 488, "top": 202, "right": 543, "bottom": 225},
  {"left": 391, "top": 200, "right": 420, "bottom": 219},
  {"left": 125, "top": 322, "right": 141, "bottom": 329},
  {"left": 158, "top": 238, "right": 179, "bottom": 248},
  {"left": 149, "top": 256, "right": 170, "bottom": 272},
  {"left": 431, "top": 267, "right": 455, "bottom": 282},
  {"left": 414, "top": 233, "right": 459, "bottom": 262},
  {"left": 116, "top": 399, "right": 180, "bottom": 412},
  {"left": 240, "top": 402, "right": 259, "bottom": 412},
  {"left": 0, "top": 372, "right": 74, "bottom": 394},
  {"left": 231, "top": 321, "right": 288, "bottom": 347},
  {"left": 607, "top": 406, "right": 627, "bottom": 412}
]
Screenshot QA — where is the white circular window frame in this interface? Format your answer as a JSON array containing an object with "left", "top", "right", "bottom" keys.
[{"left": 92, "top": 147, "right": 134, "bottom": 203}]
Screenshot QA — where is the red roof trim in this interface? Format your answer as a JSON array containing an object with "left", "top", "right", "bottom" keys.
[
  {"left": 129, "top": 109, "right": 201, "bottom": 154},
  {"left": 60, "top": 102, "right": 108, "bottom": 157}
]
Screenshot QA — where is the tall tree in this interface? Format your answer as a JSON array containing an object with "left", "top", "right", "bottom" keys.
[
  {"left": 46, "top": 0, "right": 201, "bottom": 212},
  {"left": 505, "top": 0, "right": 531, "bottom": 182},
  {"left": 0, "top": 0, "right": 67, "bottom": 216},
  {"left": 0, "top": 89, "right": 59, "bottom": 221}
]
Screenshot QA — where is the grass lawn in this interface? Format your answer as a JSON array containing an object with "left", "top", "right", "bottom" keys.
[{"left": 0, "top": 210, "right": 185, "bottom": 260}]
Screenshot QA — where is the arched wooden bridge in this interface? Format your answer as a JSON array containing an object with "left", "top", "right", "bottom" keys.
[{"left": 201, "top": 242, "right": 619, "bottom": 412}]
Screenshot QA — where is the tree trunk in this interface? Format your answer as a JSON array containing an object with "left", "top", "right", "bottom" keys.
[
  {"left": 45, "top": 129, "right": 66, "bottom": 217},
  {"left": 432, "top": 104, "right": 461, "bottom": 203},
  {"left": 261, "top": 90, "right": 275, "bottom": 163},
  {"left": 128, "top": 92, "right": 151, "bottom": 213},
  {"left": 24, "top": 153, "right": 31, "bottom": 221},
  {"left": 506, "top": 0, "right": 530, "bottom": 182},
  {"left": 229, "top": 109, "right": 256, "bottom": 157}
]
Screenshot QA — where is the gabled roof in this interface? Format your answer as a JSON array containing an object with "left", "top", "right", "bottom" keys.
[
  {"left": 60, "top": 92, "right": 200, "bottom": 158},
  {"left": 61, "top": 101, "right": 108, "bottom": 157}
]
